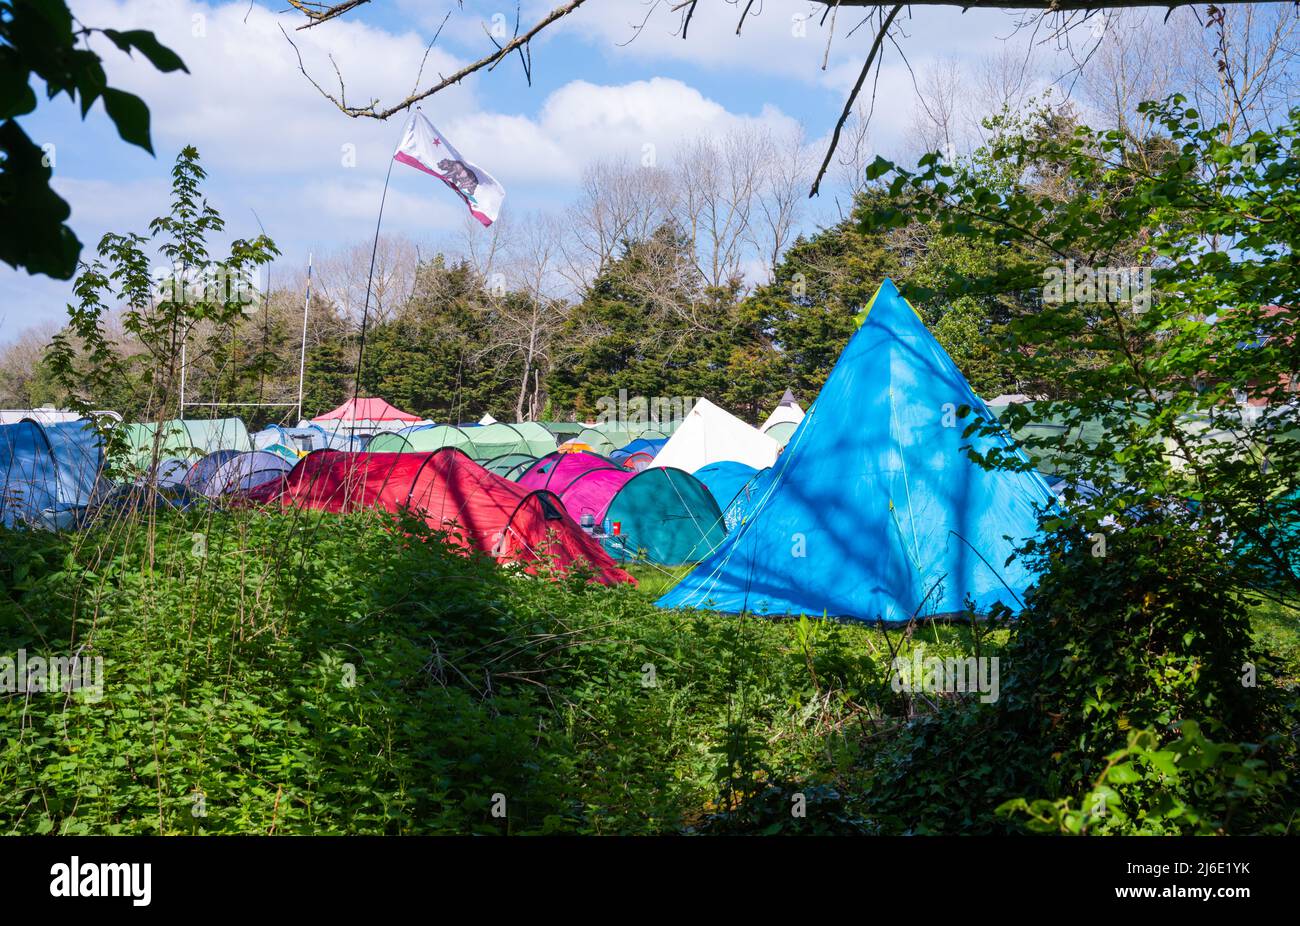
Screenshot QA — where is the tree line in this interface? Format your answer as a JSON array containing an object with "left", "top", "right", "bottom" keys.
[{"left": 3, "top": 5, "right": 1292, "bottom": 429}]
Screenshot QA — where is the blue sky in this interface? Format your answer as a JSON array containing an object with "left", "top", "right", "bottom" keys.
[{"left": 0, "top": 0, "right": 1071, "bottom": 344}]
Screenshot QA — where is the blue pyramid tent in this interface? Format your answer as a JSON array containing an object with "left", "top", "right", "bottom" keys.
[{"left": 657, "top": 279, "right": 1055, "bottom": 622}]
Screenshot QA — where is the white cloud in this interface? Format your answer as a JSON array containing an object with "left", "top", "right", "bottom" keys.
[
  {"left": 4, "top": 1, "right": 1094, "bottom": 343},
  {"left": 2, "top": 2, "right": 822, "bottom": 343},
  {"left": 73, "top": 0, "right": 475, "bottom": 173},
  {"left": 536, "top": 0, "right": 846, "bottom": 79},
  {"left": 451, "top": 78, "right": 804, "bottom": 185}
]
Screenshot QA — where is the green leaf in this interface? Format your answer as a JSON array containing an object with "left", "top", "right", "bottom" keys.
[
  {"left": 103, "top": 29, "right": 189, "bottom": 74},
  {"left": 1106, "top": 762, "right": 1141, "bottom": 785},
  {"left": 100, "top": 88, "right": 153, "bottom": 154}
]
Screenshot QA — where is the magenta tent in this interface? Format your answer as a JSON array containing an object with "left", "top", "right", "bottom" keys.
[
  {"left": 517, "top": 452, "right": 631, "bottom": 524},
  {"left": 517, "top": 451, "right": 725, "bottom": 565}
]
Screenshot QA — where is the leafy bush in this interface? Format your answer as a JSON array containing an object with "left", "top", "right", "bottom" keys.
[
  {"left": 862, "top": 514, "right": 1298, "bottom": 834},
  {"left": 1, "top": 504, "right": 1294, "bottom": 834},
  {"left": 0, "top": 507, "right": 926, "bottom": 834},
  {"left": 999, "top": 721, "right": 1292, "bottom": 835}
]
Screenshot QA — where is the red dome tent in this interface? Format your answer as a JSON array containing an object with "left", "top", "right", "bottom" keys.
[{"left": 259, "top": 448, "right": 632, "bottom": 585}]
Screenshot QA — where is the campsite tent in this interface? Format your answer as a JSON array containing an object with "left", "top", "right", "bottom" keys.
[
  {"left": 985, "top": 400, "right": 1178, "bottom": 479},
  {"left": 603, "top": 468, "right": 726, "bottom": 565},
  {"left": 760, "top": 389, "right": 804, "bottom": 441},
  {"left": 519, "top": 452, "right": 725, "bottom": 565},
  {"left": 300, "top": 419, "right": 368, "bottom": 451},
  {"left": 183, "top": 449, "right": 241, "bottom": 491},
  {"left": 0, "top": 420, "right": 58, "bottom": 528},
  {"left": 262, "top": 442, "right": 302, "bottom": 463},
  {"left": 610, "top": 437, "right": 667, "bottom": 469},
  {"left": 492, "top": 422, "right": 559, "bottom": 458},
  {"left": 200, "top": 450, "right": 293, "bottom": 497},
  {"left": 1, "top": 408, "right": 120, "bottom": 426},
  {"left": 311, "top": 398, "right": 423, "bottom": 443},
  {"left": 651, "top": 398, "right": 780, "bottom": 473},
  {"left": 312, "top": 397, "right": 422, "bottom": 432},
  {"left": 153, "top": 458, "right": 191, "bottom": 489},
  {"left": 121, "top": 418, "right": 252, "bottom": 471},
  {"left": 262, "top": 449, "right": 632, "bottom": 584},
  {"left": 253, "top": 423, "right": 333, "bottom": 455},
  {"left": 43, "top": 419, "right": 107, "bottom": 510},
  {"left": 658, "top": 279, "right": 1055, "bottom": 622},
  {"left": 370, "top": 422, "right": 557, "bottom": 459},
  {"left": 761, "top": 421, "right": 798, "bottom": 448},
  {"left": 518, "top": 452, "right": 630, "bottom": 519},
  {"left": 369, "top": 424, "right": 473, "bottom": 455},
  {"left": 482, "top": 453, "right": 537, "bottom": 478},
  {"left": 692, "top": 461, "right": 763, "bottom": 527},
  {"left": 540, "top": 422, "right": 586, "bottom": 443},
  {"left": 0, "top": 418, "right": 108, "bottom": 529},
  {"left": 592, "top": 423, "right": 670, "bottom": 450},
  {"left": 573, "top": 427, "right": 618, "bottom": 456},
  {"left": 563, "top": 422, "right": 674, "bottom": 456}
]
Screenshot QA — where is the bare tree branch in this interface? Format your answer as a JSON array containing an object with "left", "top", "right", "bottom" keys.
[
  {"left": 285, "top": 0, "right": 589, "bottom": 119},
  {"left": 810, "top": 4, "right": 903, "bottom": 197}
]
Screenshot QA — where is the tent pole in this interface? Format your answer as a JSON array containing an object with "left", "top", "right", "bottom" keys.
[
  {"left": 350, "top": 154, "right": 396, "bottom": 443},
  {"left": 297, "top": 252, "right": 313, "bottom": 424}
]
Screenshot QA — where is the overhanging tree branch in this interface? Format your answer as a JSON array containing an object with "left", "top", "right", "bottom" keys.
[
  {"left": 282, "top": 0, "right": 1278, "bottom": 192},
  {"left": 811, "top": 4, "right": 903, "bottom": 197},
  {"left": 286, "top": 0, "right": 589, "bottom": 119}
]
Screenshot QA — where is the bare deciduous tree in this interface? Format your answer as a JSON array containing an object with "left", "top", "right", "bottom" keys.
[
  {"left": 906, "top": 56, "right": 965, "bottom": 160},
  {"left": 750, "top": 126, "right": 811, "bottom": 282},
  {"left": 560, "top": 156, "right": 677, "bottom": 295},
  {"left": 493, "top": 213, "right": 572, "bottom": 420},
  {"left": 317, "top": 233, "right": 419, "bottom": 328}
]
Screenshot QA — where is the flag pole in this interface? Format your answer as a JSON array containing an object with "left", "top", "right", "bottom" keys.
[
  {"left": 296, "top": 251, "right": 313, "bottom": 423},
  {"left": 350, "top": 137, "right": 399, "bottom": 444}
]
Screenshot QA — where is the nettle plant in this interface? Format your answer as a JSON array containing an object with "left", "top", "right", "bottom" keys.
[
  {"left": 46, "top": 146, "right": 278, "bottom": 473},
  {"left": 862, "top": 96, "right": 1300, "bottom": 596}
]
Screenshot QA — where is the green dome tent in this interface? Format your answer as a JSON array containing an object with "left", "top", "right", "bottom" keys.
[
  {"left": 483, "top": 453, "right": 537, "bottom": 478},
  {"left": 121, "top": 418, "right": 252, "bottom": 472},
  {"left": 370, "top": 425, "right": 476, "bottom": 455},
  {"left": 603, "top": 467, "right": 727, "bottom": 566},
  {"left": 541, "top": 422, "right": 585, "bottom": 443},
  {"left": 370, "top": 422, "right": 557, "bottom": 460},
  {"left": 761, "top": 420, "right": 798, "bottom": 448}
]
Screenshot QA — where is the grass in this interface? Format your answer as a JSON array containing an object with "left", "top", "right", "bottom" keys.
[
  {"left": 1250, "top": 597, "right": 1300, "bottom": 685},
  {"left": 0, "top": 506, "right": 1295, "bottom": 835}
]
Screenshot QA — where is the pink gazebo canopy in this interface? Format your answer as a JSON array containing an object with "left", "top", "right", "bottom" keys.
[{"left": 312, "top": 397, "right": 422, "bottom": 424}]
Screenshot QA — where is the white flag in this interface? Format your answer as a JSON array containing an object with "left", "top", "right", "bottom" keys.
[{"left": 394, "top": 110, "right": 505, "bottom": 227}]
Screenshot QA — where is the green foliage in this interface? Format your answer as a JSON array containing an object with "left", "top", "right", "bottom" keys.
[
  {"left": 0, "top": 503, "right": 1295, "bottom": 834},
  {"left": 0, "top": 0, "right": 186, "bottom": 278},
  {"left": 0, "top": 506, "right": 1018, "bottom": 834},
  {"left": 360, "top": 257, "right": 526, "bottom": 420},
  {"left": 741, "top": 202, "right": 899, "bottom": 400},
  {"left": 999, "top": 721, "right": 1291, "bottom": 835},
  {"left": 547, "top": 223, "right": 764, "bottom": 418},
  {"left": 862, "top": 514, "right": 1297, "bottom": 835},
  {"left": 44, "top": 146, "right": 278, "bottom": 469}
]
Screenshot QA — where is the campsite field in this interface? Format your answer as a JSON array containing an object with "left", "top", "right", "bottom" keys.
[{"left": 2, "top": 506, "right": 1296, "bottom": 836}]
